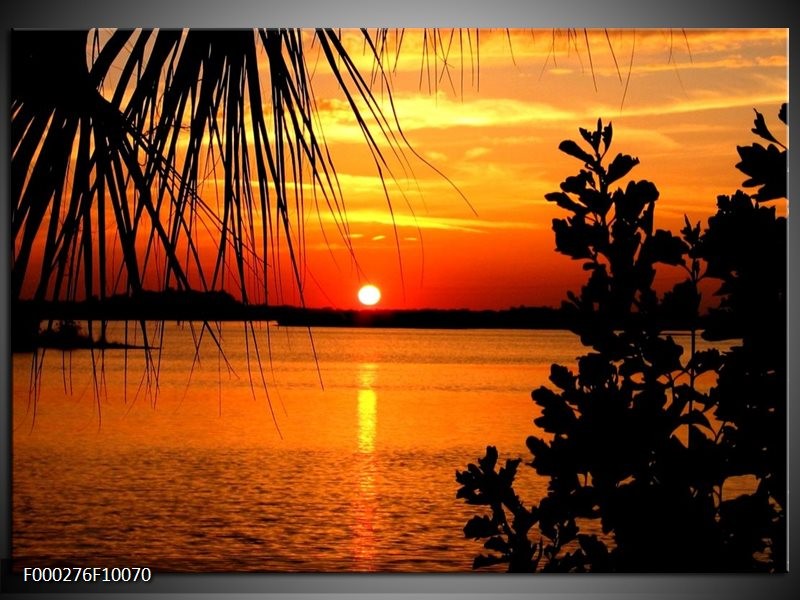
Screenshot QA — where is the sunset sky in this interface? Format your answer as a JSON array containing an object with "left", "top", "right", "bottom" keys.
[
  {"left": 18, "top": 28, "right": 789, "bottom": 311},
  {"left": 270, "top": 28, "right": 788, "bottom": 310}
]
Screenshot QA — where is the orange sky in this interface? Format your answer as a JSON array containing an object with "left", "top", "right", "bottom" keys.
[
  {"left": 19, "top": 29, "right": 789, "bottom": 311},
  {"left": 281, "top": 28, "right": 787, "bottom": 310}
]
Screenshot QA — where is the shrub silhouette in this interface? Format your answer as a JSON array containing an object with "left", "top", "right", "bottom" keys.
[
  {"left": 456, "top": 106, "right": 786, "bottom": 572},
  {"left": 698, "top": 105, "right": 787, "bottom": 570}
]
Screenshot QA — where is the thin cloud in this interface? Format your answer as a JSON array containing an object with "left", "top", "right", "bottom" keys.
[
  {"left": 314, "top": 92, "right": 579, "bottom": 141},
  {"left": 321, "top": 209, "right": 542, "bottom": 233},
  {"left": 465, "top": 147, "right": 491, "bottom": 160},
  {"left": 584, "top": 91, "right": 787, "bottom": 120}
]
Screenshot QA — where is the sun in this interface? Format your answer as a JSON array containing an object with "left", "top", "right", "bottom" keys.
[{"left": 357, "top": 284, "right": 381, "bottom": 306}]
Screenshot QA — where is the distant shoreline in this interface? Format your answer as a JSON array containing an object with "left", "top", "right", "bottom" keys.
[
  {"left": 13, "top": 288, "right": 709, "bottom": 328},
  {"left": 13, "top": 290, "right": 574, "bottom": 329},
  {"left": 12, "top": 289, "right": 717, "bottom": 352}
]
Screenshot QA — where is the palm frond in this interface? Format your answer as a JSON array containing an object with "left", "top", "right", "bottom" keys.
[{"left": 11, "top": 27, "right": 443, "bottom": 426}]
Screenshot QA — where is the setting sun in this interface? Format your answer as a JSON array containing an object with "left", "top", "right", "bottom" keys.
[{"left": 358, "top": 284, "right": 381, "bottom": 306}]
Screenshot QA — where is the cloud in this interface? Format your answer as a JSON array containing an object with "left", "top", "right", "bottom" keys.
[
  {"left": 320, "top": 209, "right": 542, "bottom": 234},
  {"left": 465, "top": 147, "right": 491, "bottom": 160},
  {"left": 313, "top": 92, "right": 580, "bottom": 143},
  {"left": 588, "top": 91, "right": 787, "bottom": 120}
]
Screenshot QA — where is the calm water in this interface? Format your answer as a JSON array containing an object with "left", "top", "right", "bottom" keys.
[{"left": 12, "top": 324, "right": 726, "bottom": 572}]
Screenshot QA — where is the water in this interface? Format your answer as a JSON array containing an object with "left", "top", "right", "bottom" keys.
[{"left": 12, "top": 324, "right": 727, "bottom": 572}]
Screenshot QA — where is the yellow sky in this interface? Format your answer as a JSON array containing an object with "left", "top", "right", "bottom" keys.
[{"left": 278, "top": 28, "right": 787, "bottom": 310}]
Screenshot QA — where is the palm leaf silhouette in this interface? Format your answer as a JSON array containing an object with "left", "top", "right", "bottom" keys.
[
  {"left": 11, "top": 28, "right": 668, "bottom": 424},
  {"left": 11, "top": 27, "right": 495, "bottom": 432},
  {"left": 13, "top": 29, "right": 394, "bottom": 303},
  {"left": 12, "top": 29, "right": 418, "bottom": 422}
]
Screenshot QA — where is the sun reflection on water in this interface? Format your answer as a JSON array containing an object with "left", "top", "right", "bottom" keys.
[
  {"left": 357, "top": 388, "right": 377, "bottom": 454},
  {"left": 353, "top": 363, "right": 378, "bottom": 569}
]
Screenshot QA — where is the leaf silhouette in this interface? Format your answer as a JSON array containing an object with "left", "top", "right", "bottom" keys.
[
  {"left": 545, "top": 192, "right": 588, "bottom": 216},
  {"left": 579, "top": 119, "right": 604, "bottom": 153},
  {"left": 561, "top": 170, "right": 596, "bottom": 194},
  {"left": 601, "top": 121, "right": 613, "bottom": 152},
  {"left": 605, "top": 154, "right": 640, "bottom": 186},
  {"left": 751, "top": 109, "right": 781, "bottom": 145},
  {"left": 579, "top": 127, "right": 599, "bottom": 152},
  {"left": 549, "top": 364, "right": 577, "bottom": 391},
  {"left": 473, "top": 553, "right": 507, "bottom": 569},
  {"left": 552, "top": 218, "right": 593, "bottom": 260},
  {"left": 642, "top": 230, "right": 688, "bottom": 266},
  {"left": 735, "top": 143, "right": 786, "bottom": 201},
  {"left": 464, "top": 515, "right": 498, "bottom": 539},
  {"left": 558, "top": 139, "right": 596, "bottom": 165},
  {"left": 484, "top": 535, "right": 511, "bottom": 554}
]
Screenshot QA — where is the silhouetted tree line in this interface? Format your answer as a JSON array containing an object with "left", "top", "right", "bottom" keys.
[
  {"left": 11, "top": 298, "right": 582, "bottom": 348},
  {"left": 456, "top": 106, "right": 787, "bottom": 572}
]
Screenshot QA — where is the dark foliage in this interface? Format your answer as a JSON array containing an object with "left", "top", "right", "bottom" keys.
[{"left": 457, "top": 106, "right": 787, "bottom": 572}]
